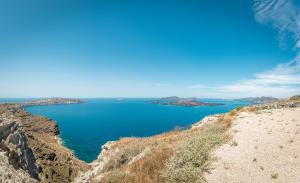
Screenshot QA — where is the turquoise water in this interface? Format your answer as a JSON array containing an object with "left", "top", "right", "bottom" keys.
[{"left": 14, "top": 98, "right": 247, "bottom": 163}]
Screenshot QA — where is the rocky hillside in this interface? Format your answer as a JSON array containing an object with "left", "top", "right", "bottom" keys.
[
  {"left": 235, "top": 96, "right": 279, "bottom": 104},
  {"left": 0, "top": 104, "right": 88, "bottom": 183}
]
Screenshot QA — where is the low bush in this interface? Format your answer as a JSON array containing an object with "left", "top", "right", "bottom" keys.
[{"left": 163, "top": 125, "right": 225, "bottom": 183}]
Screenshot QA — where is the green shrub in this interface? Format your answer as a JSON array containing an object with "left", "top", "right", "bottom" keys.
[
  {"left": 163, "top": 125, "right": 224, "bottom": 183},
  {"left": 271, "top": 173, "right": 278, "bottom": 179}
]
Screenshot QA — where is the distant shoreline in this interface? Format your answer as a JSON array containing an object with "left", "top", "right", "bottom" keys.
[
  {"left": 151, "top": 96, "right": 224, "bottom": 107},
  {"left": 22, "top": 97, "right": 83, "bottom": 107}
]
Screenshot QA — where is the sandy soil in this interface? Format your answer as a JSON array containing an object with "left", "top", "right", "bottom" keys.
[{"left": 206, "top": 107, "right": 300, "bottom": 183}]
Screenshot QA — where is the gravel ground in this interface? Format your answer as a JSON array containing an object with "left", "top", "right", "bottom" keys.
[{"left": 206, "top": 107, "right": 300, "bottom": 183}]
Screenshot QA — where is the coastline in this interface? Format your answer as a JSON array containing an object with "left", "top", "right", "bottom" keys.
[{"left": 2, "top": 99, "right": 299, "bottom": 182}]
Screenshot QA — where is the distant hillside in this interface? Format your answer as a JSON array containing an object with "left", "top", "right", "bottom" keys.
[{"left": 235, "top": 97, "right": 279, "bottom": 104}]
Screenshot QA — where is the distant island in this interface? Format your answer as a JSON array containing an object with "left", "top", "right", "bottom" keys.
[
  {"left": 235, "top": 96, "right": 279, "bottom": 104},
  {"left": 151, "top": 96, "right": 223, "bottom": 107},
  {"left": 24, "top": 97, "right": 83, "bottom": 106}
]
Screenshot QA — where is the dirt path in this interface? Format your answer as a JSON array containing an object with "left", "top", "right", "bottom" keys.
[{"left": 205, "top": 107, "right": 300, "bottom": 183}]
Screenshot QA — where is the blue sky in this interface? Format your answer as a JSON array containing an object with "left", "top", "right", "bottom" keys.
[{"left": 0, "top": 0, "right": 299, "bottom": 98}]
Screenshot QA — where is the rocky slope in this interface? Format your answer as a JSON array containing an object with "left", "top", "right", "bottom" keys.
[{"left": 0, "top": 104, "right": 89, "bottom": 183}]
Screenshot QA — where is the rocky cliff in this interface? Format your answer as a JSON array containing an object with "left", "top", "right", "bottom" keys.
[
  {"left": 0, "top": 109, "right": 39, "bottom": 182},
  {"left": 0, "top": 104, "right": 89, "bottom": 183}
]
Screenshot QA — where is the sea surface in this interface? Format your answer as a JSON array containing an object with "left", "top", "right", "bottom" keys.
[{"left": 1, "top": 98, "right": 249, "bottom": 163}]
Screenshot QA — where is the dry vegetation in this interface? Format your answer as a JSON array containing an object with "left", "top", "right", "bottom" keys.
[
  {"left": 101, "top": 109, "right": 238, "bottom": 183},
  {"left": 290, "top": 94, "right": 300, "bottom": 101}
]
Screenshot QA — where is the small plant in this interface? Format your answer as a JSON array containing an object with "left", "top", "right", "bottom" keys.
[
  {"left": 271, "top": 173, "right": 279, "bottom": 179},
  {"left": 231, "top": 140, "right": 238, "bottom": 147},
  {"left": 260, "top": 166, "right": 264, "bottom": 171},
  {"left": 236, "top": 106, "right": 244, "bottom": 111},
  {"left": 279, "top": 145, "right": 283, "bottom": 149},
  {"left": 252, "top": 158, "right": 257, "bottom": 162},
  {"left": 233, "top": 129, "right": 239, "bottom": 133}
]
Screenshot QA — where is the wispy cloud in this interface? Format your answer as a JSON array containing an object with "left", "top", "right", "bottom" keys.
[
  {"left": 215, "top": 0, "right": 300, "bottom": 98},
  {"left": 254, "top": 0, "right": 300, "bottom": 49}
]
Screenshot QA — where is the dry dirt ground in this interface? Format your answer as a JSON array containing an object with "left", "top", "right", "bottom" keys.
[{"left": 205, "top": 107, "right": 300, "bottom": 183}]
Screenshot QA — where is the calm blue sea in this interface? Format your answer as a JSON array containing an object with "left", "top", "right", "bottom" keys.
[{"left": 0, "top": 98, "right": 249, "bottom": 163}]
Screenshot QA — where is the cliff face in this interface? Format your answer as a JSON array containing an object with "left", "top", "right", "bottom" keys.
[
  {"left": 0, "top": 111, "right": 40, "bottom": 182},
  {"left": 0, "top": 104, "right": 89, "bottom": 183}
]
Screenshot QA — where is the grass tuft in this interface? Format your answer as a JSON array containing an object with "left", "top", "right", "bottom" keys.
[{"left": 271, "top": 173, "right": 279, "bottom": 179}]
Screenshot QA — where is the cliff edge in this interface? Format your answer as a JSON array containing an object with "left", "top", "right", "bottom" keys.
[{"left": 0, "top": 104, "right": 89, "bottom": 183}]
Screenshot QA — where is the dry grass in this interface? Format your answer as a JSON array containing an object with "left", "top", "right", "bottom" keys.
[
  {"left": 103, "top": 141, "right": 146, "bottom": 172},
  {"left": 248, "top": 106, "right": 257, "bottom": 112},
  {"left": 103, "top": 145, "right": 173, "bottom": 183},
  {"left": 102, "top": 109, "right": 239, "bottom": 183},
  {"left": 129, "top": 146, "right": 173, "bottom": 183}
]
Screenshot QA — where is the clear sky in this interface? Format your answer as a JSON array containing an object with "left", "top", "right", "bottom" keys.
[{"left": 0, "top": 0, "right": 299, "bottom": 98}]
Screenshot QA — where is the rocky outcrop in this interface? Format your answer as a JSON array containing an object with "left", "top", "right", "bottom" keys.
[
  {"left": 0, "top": 104, "right": 89, "bottom": 183},
  {"left": 74, "top": 141, "right": 117, "bottom": 183},
  {"left": 192, "top": 114, "right": 224, "bottom": 129},
  {"left": 0, "top": 151, "right": 37, "bottom": 183},
  {"left": 0, "top": 118, "right": 40, "bottom": 180}
]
